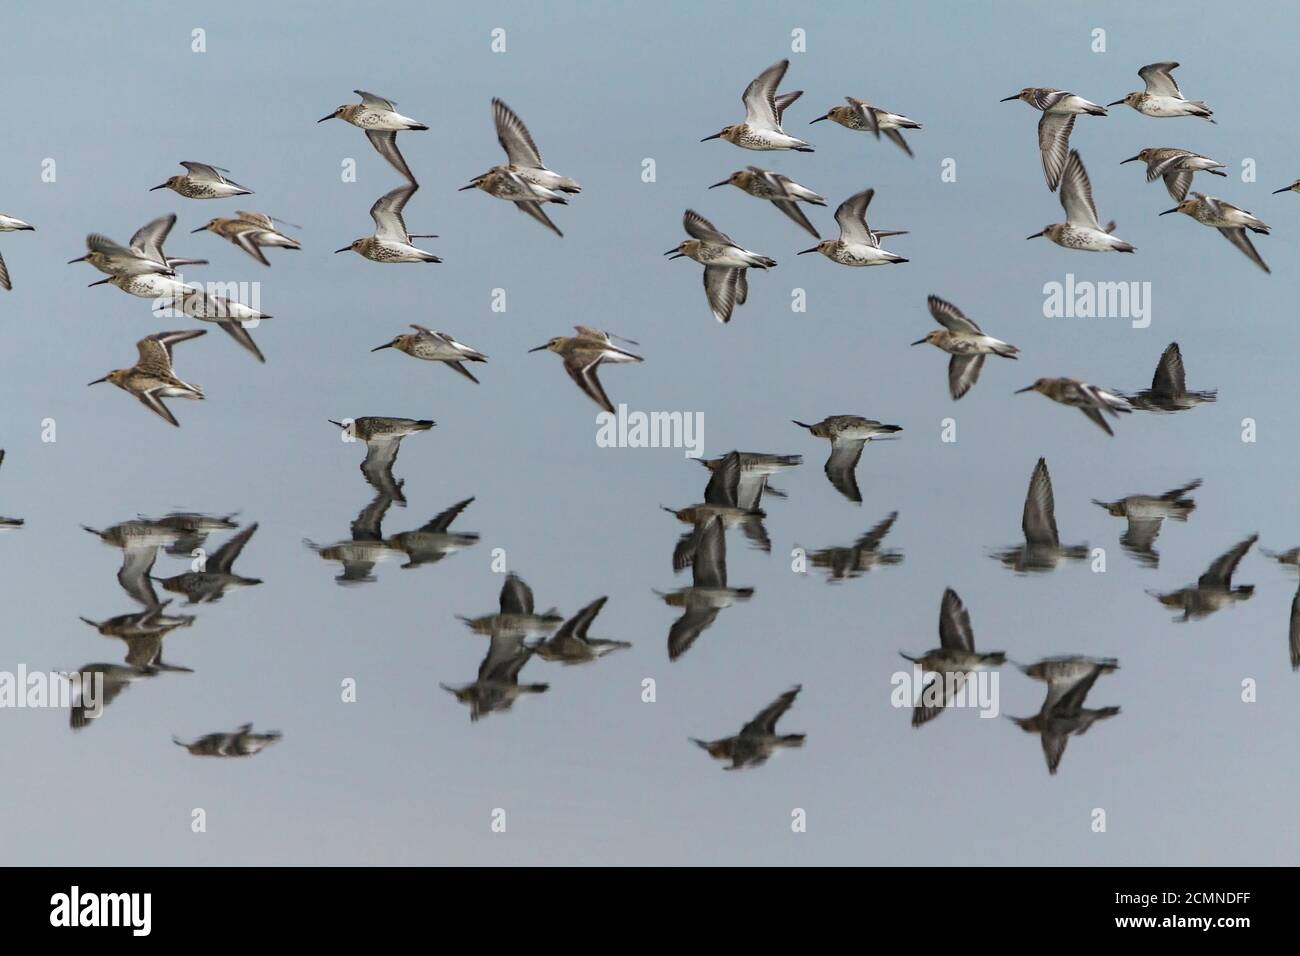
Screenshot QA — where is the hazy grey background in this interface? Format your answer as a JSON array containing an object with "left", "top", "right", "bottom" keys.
[{"left": 1, "top": 0, "right": 1297, "bottom": 865}]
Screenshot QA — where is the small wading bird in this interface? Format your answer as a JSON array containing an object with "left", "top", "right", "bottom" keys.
[
  {"left": 1007, "top": 656, "right": 1120, "bottom": 775},
  {"left": 1027, "top": 150, "right": 1135, "bottom": 252},
  {"left": 911, "top": 295, "right": 1019, "bottom": 400},
  {"left": 797, "top": 188, "right": 908, "bottom": 266},
  {"left": 1093, "top": 479, "right": 1200, "bottom": 569},
  {"left": 88, "top": 330, "right": 207, "bottom": 428},
  {"left": 1158, "top": 192, "right": 1271, "bottom": 273},
  {"left": 0, "top": 212, "right": 35, "bottom": 290},
  {"left": 150, "top": 161, "right": 252, "bottom": 199},
  {"left": 993, "top": 458, "right": 1089, "bottom": 573},
  {"left": 529, "top": 326, "right": 642, "bottom": 414},
  {"left": 702, "top": 59, "right": 813, "bottom": 152},
  {"left": 708, "top": 167, "right": 826, "bottom": 238},
  {"left": 666, "top": 209, "right": 776, "bottom": 324},
  {"left": 328, "top": 417, "right": 434, "bottom": 497},
  {"left": 70, "top": 213, "right": 207, "bottom": 277},
  {"left": 1015, "top": 377, "right": 1132, "bottom": 435},
  {"left": 319, "top": 90, "right": 427, "bottom": 184},
  {"left": 810, "top": 96, "right": 922, "bottom": 157},
  {"left": 999, "top": 88, "right": 1107, "bottom": 190},
  {"left": 457, "top": 572, "right": 562, "bottom": 637},
  {"left": 191, "top": 211, "right": 300, "bottom": 266},
  {"left": 173, "top": 723, "right": 281, "bottom": 757},
  {"left": 371, "top": 326, "right": 488, "bottom": 383},
  {"left": 792, "top": 415, "right": 901, "bottom": 504},
  {"left": 533, "top": 596, "right": 631, "bottom": 665},
  {"left": 458, "top": 99, "right": 578, "bottom": 238},
  {"left": 336, "top": 184, "right": 440, "bottom": 263},
  {"left": 1108, "top": 62, "right": 1215, "bottom": 121},
  {"left": 900, "top": 589, "right": 1006, "bottom": 728},
  {"left": 1121, "top": 148, "right": 1226, "bottom": 201},
  {"left": 692, "top": 685, "right": 805, "bottom": 770},
  {"left": 1149, "top": 534, "right": 1258, "bottom": 622}
]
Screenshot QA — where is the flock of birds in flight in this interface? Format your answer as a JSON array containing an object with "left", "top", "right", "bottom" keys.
[{"left": 1, "top": 53, "right": 1297, "bottom": 771}]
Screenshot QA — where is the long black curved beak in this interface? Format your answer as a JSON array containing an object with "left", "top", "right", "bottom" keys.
[
  {"left": 87, "top": 278, "right": 111, "bottom": 287},
  {"left": 700, "top": 132, "right": 722, "bottom": 142},
  {"left": 527, "top": 345, "right": 549, "bottom": 353},
  {"left": 809, "top": 114, "right": 829, "bottom": 124},
  {"left": 1025, "top": 231, "right": 1044, "bottom": 240},
  {"left": 1157, "top": 208, "right": 1179, "bottom": 216},
  {"left": 87, "top": 376, "right": 108, "bottom": 386},
  {"left": 149, "top": 183, "right": 167, "bottom": 191},
  {"left": 67, "top": 255, "right": 87, "bottom": 264},
  {"left": 1273, "top": 187, "right": 1291, "bottom": 194},
  {"left": 317, "top": 114, "right": 335, "bottom": 123},
  {"left": 707, "top": 180, "right": 730, "bottom": 189},
  {"left": 1105, "top": 99, "right": 1126, "bottom": 107},
  {"left": 190, "top": 225, "right": 207, "bottom": 233},
  {"left": 999, "top": 95, "right": 1020, "bottom": 102},
  {"left": 334, "top": 246, "right": 351, "bottom": 253},
  {"left": 1013, "top": 385, "right": 1036, "bottom": 394},
  {"left": 796, "top": 246, "right": 819, "bottom": 255},
  {"left": 371, "top": 342, "right": 395, "bottom": 352},
  {"left": 665, "top": 249, "right": 684, "bottom": 259},
  {"left": 1120, "top": 155, "right": 1141, "bottom": 164},
  {"left": 910, "top": 337, "right": 927, "bottom": 346}
]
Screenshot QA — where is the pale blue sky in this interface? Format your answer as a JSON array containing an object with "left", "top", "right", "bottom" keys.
[{"left": 1, "top": 0, "right": 1298, "bottom": 864}]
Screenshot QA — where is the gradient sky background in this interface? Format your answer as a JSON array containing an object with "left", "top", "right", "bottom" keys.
[{"left": 2, "top": 0, "right": 1298, "bottom": 865}]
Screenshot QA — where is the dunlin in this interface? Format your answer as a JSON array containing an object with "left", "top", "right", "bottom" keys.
[
  {"left": 666, "top": 451, "right": 769, "bottom": 564},
  {"left": 692, "top": 685, "right": 805, "bottom": 770},
  {"left": 1027, "top": 150, "right": 1135, "bottom": 252},
  {"left": 68, "top": 663, "right": 158, "bottom": 731},
  {"left": 806, "top": 510, "right": 903, "bottom": 582},
  {"left": 709, "top": 167, "right": 826, "bottom": 238},
  {"left": 84, "top": 519, "right": 172, "bottom": 608},
  {"left": 156, "top": 522, "right": 262, "bottom": 603},
  {"left": 528, "top": 326, "right": 642, "bottom": 414},
  {"left": 372, "top": 325, "right": 487, "bottom": 383},
  {"left": 150, "top": 162, "right": 252, "bottom": 199},
  {"left": 797, "top": 189, "right": 908, "bottom": 265},
  {"left": 457, "top": 572, "right": 563, "bottom": 637},
  {"left": 534, "top": 596, "right": 632, "bottom": 665},
  {"left": 70, "top": 213, "right": 207, "bottom": 277},
  {"left": 994, "top": 457, "right": 1089, "bottom": 573},
  {"left": 999, "top": 88, "right": 1107, "bottom": 190},
  {"left": 173, "top": 723, "right": 281, "bottom": 757},
  {"left": 460, "top": 99, "right": 574, "bottom": 236},
  {"left": 1121, "top": 148, "right": 1226, "bottom": 201},
  {"left": 667, "top": 209, "right": 776, "bottom": 323},
  {"left": 0, "top": 213, "right": 34, "bottom": 290},
  {"left": 1092, "top": 479, "right": 1201, "bottom": 568},
  {"left": 1261, "top": 546, "right": 1300, "bottom": 569},
  {"left": 1149, "top": 534, "right": 1257, "bottom": 622},
  {"left": 912, "top": 295, "right": 1020, "bottom": 399},
  {"left": 329, "top": 417, "right": 434, "bottom": 495},
  {"left": 811, "top": 97, "right": 922, "bottom": 157},
  {"left": 695, "top": 451, "right": 801, "bottom": 506},
  {"left": 1015, "top": 377, "right": 1132, "bottom": 435},
  {"left": 1008, "top": 656, "right": 1120, "bottom": 774},
  {"left": 657, "top": 515, "right": 753, "bottom": 661},
  {"left": 88, "top": 330, "right": 206, "bottom": 427},
  {"left": 192, "top": 211, "right": 300, "bottom": 266},
  {"left": 89, "top": 271, "right": 271, "bottom": 362},
  {"left": 319, "top": 90, "right": 427, "bottom": 184},
  {"left": 792, "top": 415, "right": 902, "bottom": 504},
  {"left": 153, "top": 511, "right": 239, "bottom": 556},
  {"left": 0, "top": 450, "right": 23, "bottom": 528},
  {"left": 901, "top": 588, "right": 1006, "bottom": 728},
  {"left": 80, "top": 604, "right": 195, "bottom": 672},
  {"left": 1108, "top": 62, "right": 1215, "bottom": 121},
  {"left": 384, "top": 497, "right": 480, "bottom": 570},
  {"left": 1124, "top": 342, "right": 1217, "bottom": 411},
  {"left": 702, "top": 59, "right": 812, "bottom": 152},
  {"left": 305, "top": 491, "right": 406, "bottom": 585},
  {"left": 336, "top": 184, "right": 440, "bottom": 263},
  {"left": 441, "top": 631, "right": 548, "bottom": 722},
  {"left": 1159, "top": 192, "right": 1270, "bottom": 273}
]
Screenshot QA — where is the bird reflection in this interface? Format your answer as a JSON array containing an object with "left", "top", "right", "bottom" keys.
[
  {"left": 385, "top": 497, "right": 480, "bottom": 569},
  {"left": 1008, "top": 656, "right": 1120, "bottom": 775},
  {"left": 442, "top": 631, "right": 549, "bottom": 721},
  {"left": 806, "top": 510, "right": 902, "bottom": 581},
  {"left": 692, "top": 685, "right": 805, "bottom": 770},
  {"left": 533, "top": 596, "right": 630, "bottom": 664},
  {"left": 307, "top": 493, "right": 478, "bottom": 584},
  {"left": 155, "top": 522, "right": 262, "bottom": 603},
  {"left": 695, "top": 450, "right": 801, "bottom": 504},
  {"left": 68, "top": 663, "right": 159, "bottom": 731},
  {"left": 1124, "top": 342, "right": 1217, "bottom": 412},
  {"left": 1092, "top": 479, "right": 1200, "bottom": 569},
  {"left": 665, "top": 451, "right": 770, "bottom": 566},
  {"left": 79, "top": 604, "right": 195, "bottom": 671},
  {"left": 153, "top": 511, "right": 239, "bottom": 557},
  {"left": 173, "top": 723, "right": 281, "bottom": 756},
  {"left": 84, "top": 519, "right": 184, "bottom": 607},
  {"left": 1149, "top": 534, "right": 1257, "bottom": 621},
  {"left": 459, "top": 573, "right": 563, "bottom": 637},
  {"left": 657, "top": 515, "right": 753, "bottom": 661},
  {"left": 992, "top": 457, "right": 1089, "bottom": 572}
]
